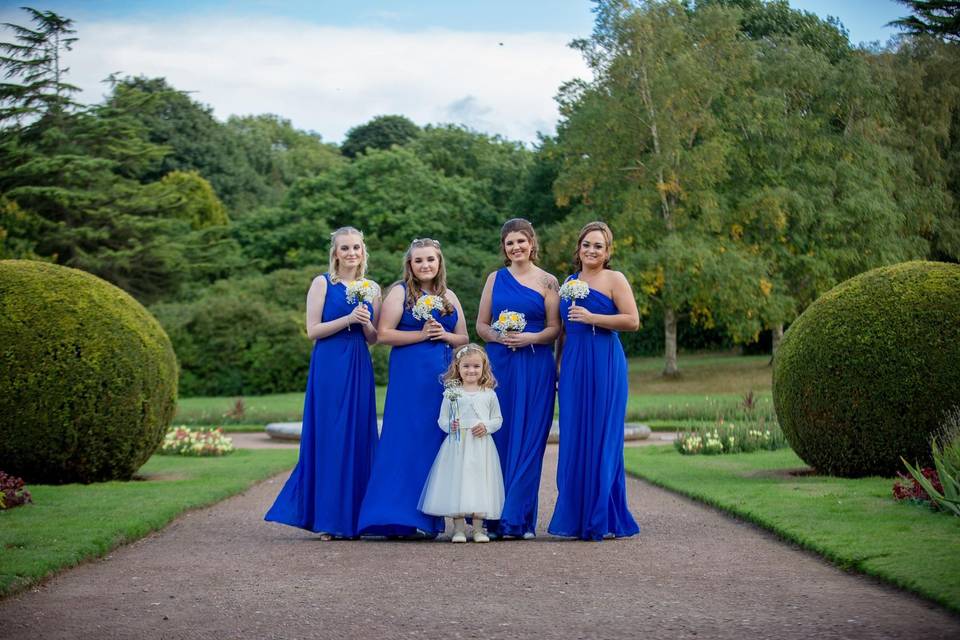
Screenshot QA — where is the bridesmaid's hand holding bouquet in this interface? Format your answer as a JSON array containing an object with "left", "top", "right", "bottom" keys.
[
  {"left": 492, "top": 310, "right": 527, "bottom": 351},
  {"left": 345, "top": 278, "right": 379, "bottom": 330}
]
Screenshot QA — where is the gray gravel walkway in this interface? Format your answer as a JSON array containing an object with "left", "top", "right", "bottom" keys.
[{"left": 1, "top": 440, "right": 958, "bottom": 639}]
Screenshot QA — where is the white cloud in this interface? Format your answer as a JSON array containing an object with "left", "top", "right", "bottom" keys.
[{"left": 61, "top": 15, "right": 590, "bottom": 144}]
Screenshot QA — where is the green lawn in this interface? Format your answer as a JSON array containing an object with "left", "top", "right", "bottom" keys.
[
  {"left": 177, "top": 352, "right": 773, "bottom": 428},
  {"left": 0, "top": 448, "right": 298, "bottom": 598},
  {"left": 624, "top": 447, "right": 960, "bottom": 613}
]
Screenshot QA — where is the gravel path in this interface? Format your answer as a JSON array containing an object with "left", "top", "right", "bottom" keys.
[{"left": 2, "top": 439, "right": 958, "bottom": 639}]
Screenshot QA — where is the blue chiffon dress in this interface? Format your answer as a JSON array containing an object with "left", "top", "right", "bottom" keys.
[
  {"left": 264, "top": 273, "right": 378, "bottom": 538},
  {"left": 357, "top": 287, "right": 458, "bottom": 537},
  {"left": 548, "top": 275, "right": 640, "bottom": 541},
  {"left": 486, "top": 268, "right": 556, "bottom": 537}
]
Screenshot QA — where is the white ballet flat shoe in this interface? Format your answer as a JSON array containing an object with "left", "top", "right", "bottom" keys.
[
  {"left": 473, "top": 530, "right": 490, "bottom": 543},
  {"left": 522, "top": 531, "right": 536, "bottom": 540},
  {"left": 451, "top": 531, "right": 467, "bottom": 543}
]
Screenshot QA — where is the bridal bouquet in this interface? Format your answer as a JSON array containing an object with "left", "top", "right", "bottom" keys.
[
  {"left": 492, "top": 310, "right": 527, "bottom": 352},
  {"left": 412, "top": 294, "right": 444, "bottom": 322},
  {"left": 559, "top": 278, "right": 590, "bottom": 305},
  {"left": 444, "top": 380, "right": 463, "bottom": 442},
  {"left": 345, "top": 279, "right": 379, "bottom": 331}
]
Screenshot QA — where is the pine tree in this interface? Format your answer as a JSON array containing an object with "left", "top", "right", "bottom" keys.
[{"left": 890, "top": 1, "right": 960, "bottom": 42}]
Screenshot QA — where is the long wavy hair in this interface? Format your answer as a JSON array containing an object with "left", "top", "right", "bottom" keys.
[
  {"left": 573, "top": 221, "right": 613, "bottom": 272},
  {"left": 328, "top": 226, "right": 368, "bottom": 283},
  {"left": 500, "top": 218, "right": 539, "bottom": 266},
  {"left": 401, "top": 237, "right": 453, "bottom": 314},
  {"left": 443, "top": 343, "right": 497, "bottom": 389}
]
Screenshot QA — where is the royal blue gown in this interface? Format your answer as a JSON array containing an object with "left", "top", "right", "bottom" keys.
[
  {"left": 548, "top": 275, "right": 640, "bottom": 541},
  {"left": 357, "top": 287, "right": 458, "bottom": 537},
  {"left": 486, "top": 268, "right": 556, "bottom": 537},
  {"left": 264, "top": 273, "right": 378, "bottom": 538}
]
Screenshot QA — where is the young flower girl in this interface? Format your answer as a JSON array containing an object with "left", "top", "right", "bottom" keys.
[{"left": 419, "top": 344, "right": 505, "bottom": 543}]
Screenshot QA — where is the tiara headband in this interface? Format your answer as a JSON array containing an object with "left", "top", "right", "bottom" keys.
[{"left": 455, "top": 345, "right": 481, "bottom": 360}]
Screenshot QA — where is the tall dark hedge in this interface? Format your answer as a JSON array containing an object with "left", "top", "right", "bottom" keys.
[
  {"left": 773, "top": 261, "right": 960, "bottom": 477},
  {"left": 0, "top": 261, "right": 178, "bottom": 483}
]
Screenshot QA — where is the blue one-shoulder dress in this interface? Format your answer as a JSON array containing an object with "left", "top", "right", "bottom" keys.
[
  {"left": 486, "top": 268, "right": 556, "bottom": 537},
  {"left": 264, "top": 273, "right": 378, "bottom": 538},
  {"left": 357, "top": 287, "right": 457, "bottom": 537},
  {"left": 548, "top": 275, "right": 640, "bottom": 541}
]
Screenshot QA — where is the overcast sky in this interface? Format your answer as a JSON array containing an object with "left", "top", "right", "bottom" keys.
[{"left": 0, "top": 1, "right": 908, "bottom": 144}]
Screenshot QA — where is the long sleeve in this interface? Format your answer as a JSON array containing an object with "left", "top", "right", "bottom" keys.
[
  {"left": 483, "top": 389, "right": 503, "bottom": 434},
  {"left": 437, "top": 395, "right": 452, "bottom": 433}
]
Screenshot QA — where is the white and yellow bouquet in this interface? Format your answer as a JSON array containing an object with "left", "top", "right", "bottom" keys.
[
  {"left": 345, "top": 278, "right": 379, "bottom": 331},
  {"left": 492, "top": 309, "right": 527, "bottom": 352},
  {"left": 345, "top": 278, "right": 379, "bottom": 305},
  {"left": 560, "top": 278, "right": 593, "bottom": 334},
  {"left": 444, "top": 379, "right": 463, "bottom": 441},
  {"left": 412, "top": 293, "right": 444, "bottom": 322},
  {"left": 558, "top": 278, "right": 590, "bottom": 305}
]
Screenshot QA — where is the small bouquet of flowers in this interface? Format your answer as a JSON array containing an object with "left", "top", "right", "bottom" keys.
[
  {"left": 345, "top": 279, "right": 379, "bottom": 331},
  {"left": 559, "top": 278, "right": 593, "bottom": 333},
  {"left": 559, "top": 278, "right": 590, "bottom": 306},
  {"left": 412, "top": 293, "right": 444, "bottom": 322},
  {"left": 444, "top": 379, "right": 463, "bottom": 442},
  {"left": 492, "top": 309, "right": 528, "bottom": 352}
]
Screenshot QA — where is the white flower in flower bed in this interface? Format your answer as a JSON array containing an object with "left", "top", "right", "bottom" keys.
[{"left": 159, "top": 426, "right": 234, "bottom": 456}]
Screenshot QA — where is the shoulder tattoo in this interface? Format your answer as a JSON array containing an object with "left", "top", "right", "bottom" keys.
[{"left": 540, "top": 273, "right": 559, "bottom": 292}]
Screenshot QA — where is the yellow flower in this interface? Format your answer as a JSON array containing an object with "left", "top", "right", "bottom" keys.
[
  {"left": 509, "top": 313, "right": 519, "bottom": 322},
  {"left": 498, "top": 312, "right": 507, "bottom": 322},
  {"left": 759, "top": 278, "right": 773, "bottom": 297}
]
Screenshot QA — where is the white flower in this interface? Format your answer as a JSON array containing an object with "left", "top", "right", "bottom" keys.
[
  {"left": 345, "top": 279, "right": 379, "bottom": 305},
  {"left": 492, "top": 309, "right": 527, "bottom": 335},
  {"left": 412, "top": 294, "right": 444, "bottom": 322},
  {"left": 559, "top": 279, "right": 590, "bottom": 303}
]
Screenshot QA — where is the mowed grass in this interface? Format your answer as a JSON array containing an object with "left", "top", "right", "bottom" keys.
[
  {"left": 624, "top": 447, "right": 960, "bottom": 612},
  {"left": 176, "top": 389, "right": 388, "bottom": 426},
  {"left": 177, "top": 352, "right": 773, "bottom": 429},
  {"left": 0, "top": 448, "right": 298, "bottom": 598}
]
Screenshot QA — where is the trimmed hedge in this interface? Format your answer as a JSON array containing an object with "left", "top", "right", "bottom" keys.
[
  {"left": 0, "top": 260, "right": 178, "bottom": 483},
  {"left": 773, "top": 261, "right": 960, "bottom": 477}
]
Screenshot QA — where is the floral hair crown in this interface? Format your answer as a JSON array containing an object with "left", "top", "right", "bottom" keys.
[{"left": 455, "top": 345, "right": 481, "bottom": 360}]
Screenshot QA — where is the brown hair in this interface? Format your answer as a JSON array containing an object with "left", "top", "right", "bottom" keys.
[
  {"left": 573, "top": 221, "right": 613, "bottom": 272},
  {"left": 500, "top": 218, "right": 539, "bottom": 266},
  {"left": 443, "top": 343, "right": 497, "bottom": 389},
  {"left": 328, "top": 226, "right": 368, "bottom": 283},
  {"left": 401, "top": 237, "right": 453, "bottom": 314}
]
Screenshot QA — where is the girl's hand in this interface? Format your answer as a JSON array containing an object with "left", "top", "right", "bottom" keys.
[
  {"left": 567, "top": 306, "right": 593, "bottom": 326},
  {"left": 350, "top": 304, "right": 371, "bottom": 326},
  {"left": 425, "top": 318, "right": 446, "bottom": 341},
  {"left": 502, "top": 331, "right": 532, "bottom": 349},
  {"left": 450, "top": 418, "right": 460, "bottom": 430},
  {"left": 471, "top": 422, "right": 488, "bottom": 438}
]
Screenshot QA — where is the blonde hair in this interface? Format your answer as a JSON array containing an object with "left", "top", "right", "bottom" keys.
[
  {"left": 443, "top": 343, "right": 497, "bottom": 389},
  {"left": 401, "top": 237, "right": 453, "bottom": 314},
  {"left": 328, "top": 226, "right": 368, "bottom": 284},
  {"left": 573, "top": 221, "right": 613, "bottom": 272},
  {"left": 500, "top": 218, "right": 539, "bottom": 266}
]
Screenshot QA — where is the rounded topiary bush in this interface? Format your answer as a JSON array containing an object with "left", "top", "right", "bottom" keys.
[
  {"left": 773, "top": 261, "right": 960, "bottom": 477},
  {"left": 0, "top": 260, "right": 178, "bottom": 483}
]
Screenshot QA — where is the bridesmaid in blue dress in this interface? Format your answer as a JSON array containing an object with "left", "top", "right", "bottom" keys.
[
  {"left": 265, "top": 226, "right": 380, "bottom": 540},
  {"left": 358, "top": 238, "right": 469, "bottom": 538},
  {"left": 476, "top": 218, "right": 560, "bottom": 539},
  {"left": 548, "top": 221, "right": 641, "bottom": 541}
]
